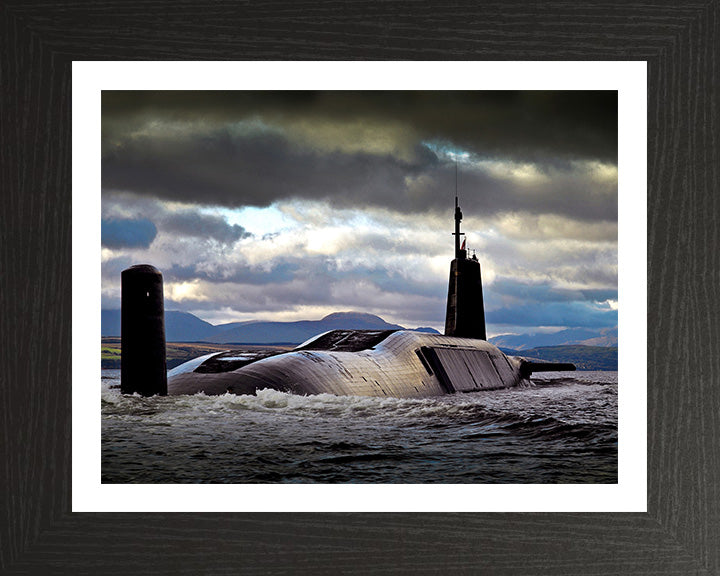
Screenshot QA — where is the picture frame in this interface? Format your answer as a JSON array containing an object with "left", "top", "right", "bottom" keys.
[{"left": 2, "top": 2, "right": 717, "bottom": 573}]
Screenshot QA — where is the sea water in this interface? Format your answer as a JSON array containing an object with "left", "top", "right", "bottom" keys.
[{"left": 101, "top": 369, "right": 617, "bottom": 483}]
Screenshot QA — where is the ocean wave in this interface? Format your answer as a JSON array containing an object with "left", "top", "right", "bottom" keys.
[{"left": 101, "top": 373, "right": 617, "bottom": 433}]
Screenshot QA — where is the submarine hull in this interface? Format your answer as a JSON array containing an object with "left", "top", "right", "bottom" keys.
[{"left": 168, "top": 330, "right": 530, "bottom": 398}]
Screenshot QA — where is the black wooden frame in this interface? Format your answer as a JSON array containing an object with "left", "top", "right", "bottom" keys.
[{"left": 2, "top": 2, "right": 718, "bottom": 574}]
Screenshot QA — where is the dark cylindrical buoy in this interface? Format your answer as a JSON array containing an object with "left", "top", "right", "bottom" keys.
[{"left": 121, "top": 264, "right": 167, "bottom": 396}]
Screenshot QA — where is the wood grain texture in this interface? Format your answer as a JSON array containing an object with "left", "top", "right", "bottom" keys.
[{"left": 1, "top": 1, "right": 718, "bottom": 574}]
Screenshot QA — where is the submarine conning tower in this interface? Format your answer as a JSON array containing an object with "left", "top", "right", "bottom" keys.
[
  {"left": 121, "top": 264, "right": 167, "bottom": 396},
  {"left": 444, "top": 197, "right": 487, "bottom": 340}
]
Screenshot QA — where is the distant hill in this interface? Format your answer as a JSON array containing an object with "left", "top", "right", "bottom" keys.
[
  {"left": 101, "top": 309, "right": 121, "bottom": 337},
  {"left": 102, "top": 309, "right": 216, "bottom": 341},
  {"left": 101, "top": 309, "right": 440, "bottom": 343},
  {"left": 500, "top": 345, "right": 618, "bottom": 371},
  {"left": 165, "top": 311, "right": 217, "bottom": 341},
  {"left": 489, "top": 326, "right": 618, "bottom": 350}
]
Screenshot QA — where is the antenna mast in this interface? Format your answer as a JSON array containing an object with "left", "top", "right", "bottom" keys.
[{"left": 453, "top": 157, "right": 464, "bottom": 258}]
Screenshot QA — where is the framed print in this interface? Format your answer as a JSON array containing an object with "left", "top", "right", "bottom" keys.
[
  {"left": 2, "top": 1, "right": 718, "bottom": 574},
  {"left": 74, "top": 62, "right": 642, "bottom": 513}
]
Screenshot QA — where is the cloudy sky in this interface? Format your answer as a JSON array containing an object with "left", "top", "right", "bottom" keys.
[{"left": 101, "top": 91, "right": 617, "bottom": 336}]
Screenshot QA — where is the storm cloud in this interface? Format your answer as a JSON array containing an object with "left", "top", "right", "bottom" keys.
[
  {"left": 160, "top": 211, "right": 252, "bottom": 244},
  {"left": 103, "top": 127, "right": 616, "bottom": 221},
  {"left": 102, "top": 91, "right": 617, "bottom": 221},
  {"left": 102, "top": 196, "right": 252, "bottom": 245},
  {"left": 103, "top": 91, "right": 617, "bottom": 163}
]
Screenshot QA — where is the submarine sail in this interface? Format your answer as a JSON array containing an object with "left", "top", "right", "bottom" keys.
[{"left": 444, "top": 195, "right": 486, "bottom": 340}]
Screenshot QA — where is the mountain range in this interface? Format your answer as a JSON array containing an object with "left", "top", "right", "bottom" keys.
[
  {"left": 488, "top": 326, "right": 618, "bottom": 349},
  {"left": 102, "top": 309, "right": 617, "bottom": 349},
  {"left": 101, "top": 309, "right": 439, "bottom": 344}
]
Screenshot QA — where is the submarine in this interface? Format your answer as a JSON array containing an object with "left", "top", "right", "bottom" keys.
[{"left": 120, "top": 197, "right": 575, "bottom": 398}]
